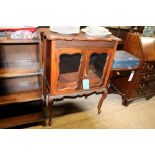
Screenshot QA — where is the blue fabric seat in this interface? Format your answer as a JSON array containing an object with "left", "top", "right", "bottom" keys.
[{"left": 112, "top": 50, "right": 140, "bottom": 69}]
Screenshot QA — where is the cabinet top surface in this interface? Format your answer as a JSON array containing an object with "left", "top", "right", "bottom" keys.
[
  {"left": 45, "top": 31, "right": 121, "bottom": 42},
  {"left": 0, "top": 31, "right": 40, "bottom": 44},
  {"left": 0, "top": 39, "right": 40, "bottom": 44}
]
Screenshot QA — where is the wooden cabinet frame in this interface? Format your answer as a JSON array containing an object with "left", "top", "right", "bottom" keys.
[{"left": 43, "top": 32, "right": 120, "bottom": 126}]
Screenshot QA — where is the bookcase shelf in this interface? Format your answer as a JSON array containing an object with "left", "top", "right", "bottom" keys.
[
  {"left": 0, "top": 36, "right": 45, "bottom": 128},
  {"left": 0, "top": 64, "right": 41, "bottom": 78},
  {"left": 0, "top": 89, "right": 42, "bottom": 105},
  {"left": 0, "top": 100, "right": 44, "bottom": 128}
]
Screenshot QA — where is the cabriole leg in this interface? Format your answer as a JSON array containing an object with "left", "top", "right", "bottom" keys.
[
  {"left": 97, "top": 93, "right": 107, "bottom": 114},
  {"left": 47, "top": 97, "right": 54, "bottom": 126}
]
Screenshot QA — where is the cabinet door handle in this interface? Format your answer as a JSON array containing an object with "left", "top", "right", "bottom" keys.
[
  {"left": 139, "top": 83, "right": 145, "bottom": 88},
  {"left": 145, "top": 89, "right": 151, "bottom": 93},
  {"left": 116, "top": 71, "right": 120, "bottom": 75},
  {"left": 143, "top": 75, "right": 149, "bottom": 80},
  {"left": 148, "top": 65, "right": 154, "bottom": 70}
]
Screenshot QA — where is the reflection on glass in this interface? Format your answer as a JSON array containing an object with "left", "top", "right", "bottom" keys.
[
  {"left": 88, "top": 53, "right": 107, "bottom": 86},
  {"left": 58, "top": 54, "right": 81, "bottom": 89}
]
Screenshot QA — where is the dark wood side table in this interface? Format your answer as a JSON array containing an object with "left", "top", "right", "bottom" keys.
[
  {"left": 110, "top": 32, "right": 155, "bottom": 106},
  {"left": 109, "top": 67, "right": 140, "bottom": 106},
  {"left": 42, "top": 31, "right": 120, "bottom": 125}
]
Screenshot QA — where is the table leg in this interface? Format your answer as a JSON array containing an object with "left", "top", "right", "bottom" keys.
[
  {"left": 42, "top": 100, "right": 47, "bottom": 126},
  {"left": 97, "top": 93, "right": 107, "bottom": 114},
  {"left": 48, "top": 99, "right": 54, "bottom": 126}
]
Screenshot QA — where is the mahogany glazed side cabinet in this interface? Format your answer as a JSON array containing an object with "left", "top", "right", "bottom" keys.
[{"left": 42, "top": 32, "right": 120, "bottom": 125}]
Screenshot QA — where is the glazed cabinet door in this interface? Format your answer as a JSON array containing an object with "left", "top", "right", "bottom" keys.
[
  {"left": 85, "top": 49, "right": 114, "bottom": 89},
  {"left": 51, "top": 48, "right": 86, "bottom": 94}
]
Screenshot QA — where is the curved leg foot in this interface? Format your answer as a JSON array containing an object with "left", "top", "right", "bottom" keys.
[
  {"left": 98, "top": 109, "right": 101, "bottom": 115},
  {"left": 48, "top": 119, "right": 51, "bottom": 126},
  {"left": 145, "top": 95, "right": 153, "bottom": 100},
  {"left": 123, "top": 99, "right": 128, "bottom": 106},
  {"left": 97, "top": 93, "right": 107, "bottom": 115},
  {"left": 121, "top": 94, "right": 128, "bottom": 106},
  {"left": 48, "top": 99, "right": 54, "bottom": 126}
]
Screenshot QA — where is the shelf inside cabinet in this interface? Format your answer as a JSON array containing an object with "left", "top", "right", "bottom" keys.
[
  {"left": 0, "top": 100, "right": 44, "bottom": 128},
  {"left": 0, "top": 42, "right": 41, "bottom": 78},
  {"left": 58, "top": 70, "right": 101, "bottom": 90},
  {"left": 0, "top": 63, "right": 41, "bottom": 78},
  {"left": 88, "top": 69, "right": 101, "bottom": 86},
  {"left": 58, "top": 72, "right": 79, "bottom": 89},
  {"left": 0, "top": 89, "right": 42, "bottom": 105}
]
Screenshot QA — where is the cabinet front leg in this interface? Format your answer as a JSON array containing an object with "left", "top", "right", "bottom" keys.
[
  {"left": 42, "top": 100, "right": 47, "bottom": 126},
  {"left": 97, "top": 93, "right": 107, "bottom": 114},
  {"left": 84, "top": 95, "right": 88, "bottom": 99},
  {"left": 48, "top": 99, "right": 54, "bottom": 126}
]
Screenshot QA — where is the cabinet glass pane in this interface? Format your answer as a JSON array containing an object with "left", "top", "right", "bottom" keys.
[
  {"left": 58, "top": 54, "right": 81, "bottom": 89},
  {"left": 88, "top": 53, "right": 108, "bottom": 86}
]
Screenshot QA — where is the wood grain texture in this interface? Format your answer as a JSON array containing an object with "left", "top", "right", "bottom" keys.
[
  {"left": 123, "top": 32, "right": 144, "bottom": 62},
  {"left": 140, "top": 37, "right": 155, "bottom": 61},
  {"left": 0, "top": 112, "right": 43, "bottom": 128},
  {"left": 0, "top": 90, "right": 42, "bottom": 105},
  {"left": 58, "top": 72, "right": 79, "bottom": 90},
  {"left": 0, "top": 66, "right": 41, "bottom": 78}
]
